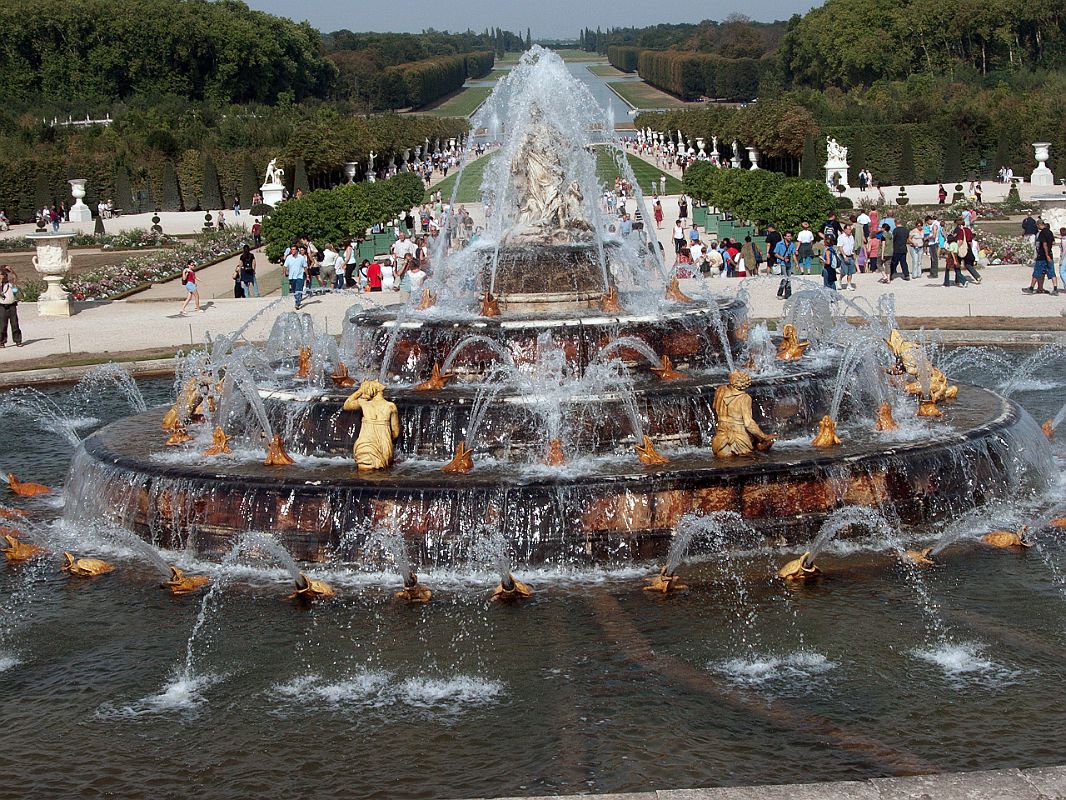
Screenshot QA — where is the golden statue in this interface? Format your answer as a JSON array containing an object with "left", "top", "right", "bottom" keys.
[
  {"left": 396, "top": 572, "right": 432, "bottom": 603},
  {"left": 811, "top": 415, "right": 842, "bottom": 448},
  {"left": 290, "top": 572, "right": 336, "bottom": 601},
  {"left": 875, "top": 402, "right": 898, "bottom": 431},
  {"left": 1051, "top": 516, "right": 1066, "bottom": 529},
  {"left": 778, "top": 552, "right": 821, "bottom": 581},
  {"left": 442, "top": 441, "right": 474, "bottom": 473},
  {"left": 643, "top": 566, "right": 688, "bottom": 593},
  {"left": 416, "top": 288, "right": 436, "bottom": 310},
  {"left": 543, "top": 438, "right": 566, "bottom": 466},
  {"left": 343, "top": 379, "right": 400, "bottom": 471},
  {"left": 331, "top": 363, "right": 356, "bottom": 388},
  {"left": 61, "top": 552, "right": 114, "bottom": 577},
  {"left": 162, "top": 374, "right": 217, "bottom": 431},
  {"left": 6, "top": 473, "right": 51, "bottom": 496},
  {"left": 2, "top": 534, "right": 45, "bottom": 562},
  {"left": 982, "top": 528, "right": 1032, "bottom": 549},
  {"left": 776, "top": 323, "right": 810, "bottom": 361},
  {"left": 600, "top": 287, "right": 623, "bottom": 314},
  {"left": 417, "top": 363, "right": 457, "bottom": 391},
  {"left": 665, "top": 275, "right": 692, "bottom": 303},
  {"left": 203, "top": 427, "right": 231, "bottom": 456},
  {"left": 164, "top": 566, "right": 210, "bottom": 595},
  {"left": 1042, "top": 419, "right": 1054, "bottom": 439},
  {"left": 491, "top": 575, "right": 533, "bottom": 602},
  {"left": 901, "top": 547, "right": 935, "bottom": 567},
  {"left": 635, "top": 435, "right": 669, "bottom": 465},
  {"left": 480, "top": 291, "right": 500, "bottom": 317},
  {"left": 295, "top": 347, "right": 313, "bottom": 380},
  {"left": 885, "top": 329, "right": 957, "bottom": 414},
  {"left": 711, "top": 370, "right": 775, "bottom": 458},
  {"left": 165, "top": 423, "right": 194, "bottom": 446},
  {"left": 0, "top": 506, "right": 27, "bottom": 521},
  {"left": 264, "top": 434, "right": 295, "bottom": 466},
  {"left": 650, "top": 355, "right": 685, "bottom": 381}
]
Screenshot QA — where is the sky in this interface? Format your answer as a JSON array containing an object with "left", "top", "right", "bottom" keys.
[{"left": 245, "top": 0, "right": 817, "bottom": 39}]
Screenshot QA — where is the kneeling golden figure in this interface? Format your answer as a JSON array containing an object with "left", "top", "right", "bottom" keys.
[
  {"left": 344, "top": 379, "right": 400, "bottom": 471},
  {"left": 711, "top": 370, "right": 775, "bottom": 458},
  {"left": 811, "top": 415, "right": 842, "bottom": 448}
]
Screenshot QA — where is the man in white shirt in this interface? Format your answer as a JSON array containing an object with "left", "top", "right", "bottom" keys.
[
  {"left": 837, "top": 224, "right": 857, "bottom": 290},
  {"left": 391, "top": 232, "right": 416, "bottom": 261},
  {"left": 284, "top": 245, "right": 308, "bottom": 310}
]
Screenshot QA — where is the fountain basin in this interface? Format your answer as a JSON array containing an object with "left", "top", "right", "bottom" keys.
[{"left": 70, "top": 385, "right": 1052, "bottom": 564}]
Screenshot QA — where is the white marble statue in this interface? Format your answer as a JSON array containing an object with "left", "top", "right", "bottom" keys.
[
  {"left": 264, "top": 158, "right": 284, "bottom": 186},
  {"left": 826, "top": 137, "right": 848, "bottom": 164}
]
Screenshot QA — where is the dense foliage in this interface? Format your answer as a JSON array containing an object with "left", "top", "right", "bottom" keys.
[
  {"left": 0, "top": 0, "right": 335, "bottom": 106},
  {"left": 636, "top": 51, "right": 768, "bottom": 101},
  {"left": 261, "top": 173, "right": 424, "bottom": 261},
  {"left": 0, "top": 106, "right": 466, "bottom": 222},
  {"left": 683, "top": 161, "right": 836, "bottom": 229}
]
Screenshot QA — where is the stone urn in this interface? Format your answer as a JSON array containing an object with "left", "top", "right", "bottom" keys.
[
  {"left": 343, "top": 162, "right": 358, "bottom": 184},
  {"left": 1031, "top": 142, "right": 1054, "bottom": 187},
  {"left": 27, "top": 231, "right": 75, "bottom": 316},
  {"left": 747, "top": 146, "right": 760, "bottom": 170},
  {"left": 68, "top": 179, "right": 92, "bottom": 223}
]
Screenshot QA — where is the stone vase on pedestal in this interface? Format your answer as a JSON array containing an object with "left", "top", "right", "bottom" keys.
[
  {"left": 747, "top": 147, "right": 760, "bottom": 170},
  {"left": 1031, "top": 142, "right": 1055, "bottom": 187},
  {"left": 28, "top": 232, "right": 74, "bottom": 316},
  {"left": 68, "top": 179, "right": 92, "bottom": 223},
  {"left": 343, "top": 162, "right": 358, "bottom": 184}
]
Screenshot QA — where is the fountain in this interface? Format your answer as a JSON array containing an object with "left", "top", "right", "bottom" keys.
[{"left": 66, "top": 48, "right": 1052, "bottom": 568}]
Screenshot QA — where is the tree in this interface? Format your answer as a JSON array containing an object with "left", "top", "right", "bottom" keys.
[
  {"left": 114, "top": 164, "right": 134, "bottom": 212},
  {"left": 898, "top": 131, "right": 915, "bottom": 185},
  {"left": 942, "top": 133, "right": 962, "bottom": 182},
  {"left": 293, "top": 157, "right": 310, "bottom": 195},
  {"left": 526, "top": 28, "right": 531, "bottom": 49},
  {"left": 240, "top": 154, "right": 258, "bottom": 209},
  {"left": 847, "top": 133, "right": 864, "bottom": 186},
  {"left": 800, "top": 134, "right": 819, "bottom": 180},
  {"left": 161, "top": 161, "right": 183, "bottom": 212},
  {"left": 992, "top": 131, "right": 1010, "bottom": 174},
  {"left": 201, "top": 153, "right": 222, "bottom": 210}
]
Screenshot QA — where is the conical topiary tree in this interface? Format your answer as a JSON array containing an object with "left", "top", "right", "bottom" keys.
[
  {"left": 993, "top": 132, "right": 1010, "bottom": 175},
  {"left": 201, "top": 153, "right": 223, "bottom": 211},
  {"left": 114, "top": 164, "right": 133, "bottom": 213},
  {"left": 292, "top": 157, "right": 309, "bottom": 195},
  {"left": 161, "top": 160, "right": 184, "bottom": 212},
  {"left": 33, "top": 171, "right": 51, "bottom": 213},
  {"left": 942, "top": 134, "right": 962, "bottom": 182},
  {"left": 800, "top": 134, "right": 818, "bottom": 180},
  {"left": 240, "top": 154, "right": 258, "bottom": 208},
  {"left": 848, "top": 134, "right": 865, "bottom": 186},
  {"left": 898, "top": 132, "right": 915, "bottom": 186}
]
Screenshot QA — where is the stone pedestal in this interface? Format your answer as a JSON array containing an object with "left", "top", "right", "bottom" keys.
[
  {"left": 825, "top": 160, "right": 850, "bottom": 190},
  {"left": 68, "top": 179, "right": 92, "bottom": 222},
  {"left": 260, "top": 182, "right": 284, "bottom": 207},
  {"left": 28, "top": 232, "right": 74, "bottom": 316},
  {"left": 1031, "top": 142, "right": 1055, "bottom": 187}
]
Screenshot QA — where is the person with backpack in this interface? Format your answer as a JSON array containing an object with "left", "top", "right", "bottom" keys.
[
  {"left": 237, "top": 245, "right": 258, "bottom": 297},
  {"left": 942, "top": 234, "right": 968, "bottom": 288},
  {"left": 821, "top": 236, "right": 839, "bottom": 293},
  {"left": 952, "top": 217, "right": 982, "bottom": 284},
  {"left": 0, "top": 265, "right": 22, "bottom": 347},
  {"left": 774, "top": 231, "right": 797, "bottom": 299}
]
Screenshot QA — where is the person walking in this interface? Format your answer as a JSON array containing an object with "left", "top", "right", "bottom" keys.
[
  {"left": 284, "top": 244, "right": 307, "bottom": 310},
  {"left": 889, "top": 222, "right": 910, "bottom": 281},
  {"left": 838, "top": 223, "right": 857, "bottom": 290},
  {"left": 653, "top": 200, "right": 664, "bottom": 229},
  {"left": 774, "top": 231, "right": 797, "bottom": 299},
  {"left": 942, "top": 234, "right": 968, "bottom": 288},
  {"left": 953, "top": 217, "right": 982, "bottom": 284},
  {"left": 0, "top": 266, "right": 23, "bottom": 347},
  {"left": 1023, "top": 219, "right": 1059, "bottom": 295},
  {"left": 821, "top": 236, "right": 839, "bottom": 293},
  {"left": 924, "top": 215, "right": 942, "bottom": 279},
  {"left": 870, "top": 224, "right": 889, "bottom": 284},
  {"left": 672, "top": 219, "right": 685, "bottom": 254},
  {"left": 796, "top": 221, "right": 815, "bottom": 275},
  {"left": 238, "top": 245, "right": 259, "bottom": 297},
  {"left": 1022, "top": 212, "right": 1039, "bottom": 256},
  {"left": 179, "top": 259, "right": 202, "bottom": 315},
  {"left": 907, "top": 221, "right": 925, "bottom": 279},
  {"left": 343, "top": 239, "right": 358, "bottom": 288}
]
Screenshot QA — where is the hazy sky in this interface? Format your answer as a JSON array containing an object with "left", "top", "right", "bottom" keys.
[{"left": 245, "top": 0, "right": 816, "bottom": 39}]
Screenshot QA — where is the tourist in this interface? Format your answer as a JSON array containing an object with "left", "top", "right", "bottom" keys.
[
  {"left": 343, "top": 240, "right": 358, "bottom": 288},
  {"left": 304, "top": 237, "right": 322, "bottom": 288},
  {"left": 837, "top": 224, "right": 857, "bottom": 290},
  {"left": 380, "top": 256, "right": 395, "bottom": 292},
  {"left": 951, "top": 217, "right": 982, "bottom": 283},
  {"left": 333, "top": 248, "right": 346, "bottom": 290},
  {"left": 179, "top": 259, "right": 202, "bottom": 315},
  {"left": 672, "top": 220, "right": 685, "bottom": 254},
  {"left": 391, "top": 232, "right": 416, "bottom": 263},
  {"left": 251, "top": 218, "right": 262, "bottom": 249},
  {"left": 870, "top": 224, "right": 888, "bottom": 284},
  {"left": 821, "top": 211, "right": 841, "bottom": 243},
  {"left": 1022, "top": 212, "right": 1039, "bottom": 256},
  {"left": 678, "top": 195, "right": 688, "bottom": 223},
  {"left": 366, "top": 259, "right": 382, "bottom": 292},
  {"left": 889, "top": 222, "right": 910, "bottom": 281},
  {"left": 407, "top": 259, "right": 427, "bottom": 294},
  {"left": 1059, "top": 227, "right": 1066, "bottom": 282},
  {"left": 0, "top": 211, "right": 9, "bottom": 231},
  {"left": 1023, "top": 219, "right": 1059, "bottom": 296},
  {"left": 238, "top": 245, "right": 259, "bottom": 297},
  {"left": 320, "top": 244, "right": 337, "bottom": 291},
  {"left": 938, "top": 184, "right": 948, "bottom": 204},
  {"left": 857, "top": 169, "right": 868, "bottom": 191},
  {"left": 821, "top": 236, "right": 839, "bottom": 292},
  {"left": 659, "top": 175, "right": 666, "bottom": 196},
  {"left": 653, "top": 200, "right": 664, "bottom": 229},
  {"left": 284, "top": 244, "right": 307, "bottom": 309},
  {"left": 796, "top": 221, "right": 815, "bottom": 275},
  {"left": 232, "top": 194, "right": 241, "bottom": 216},
  {"left": 942, "top": 234, "right": 968, "bottom": 288},
  {"left": 619, "top": 213, "right": 633, "bottom": 237},
  {"left": 907, "top": 221, "right": 925, "bottom": 279},
  {"left": 0, "top": 266, "right": 22, "bottom": 347},
  {"left": 974, "top": 181, "right": 983, "bottom": 203},
  {"left": 764, "top": 224, "right": 782, "bottom": 274},
  {"left": 774, "top": 231, "right": 797, "bottom": 299}
]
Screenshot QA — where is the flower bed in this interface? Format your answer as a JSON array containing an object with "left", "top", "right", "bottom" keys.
[
  {"left": 63, "top": 229, "right": 249, "bottom": 302},
  {"left": 975, "top": 232, "right": 1029, "bottom": 266},
  {"left": 0, "top": 228, "right": 178, "bottom": 252}
]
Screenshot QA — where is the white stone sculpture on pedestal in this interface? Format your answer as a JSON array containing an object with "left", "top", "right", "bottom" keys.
[
  {"left": 1031, "top": 143, "right": 1055, "bottom": 187},
  {"left": 696, "top": 137, "right": 706, "bottom": 158},
  {"left": 747, "top": 146, "right": 760, "bottom": 170},
  {"left": 68, "top": 179, "right": 92, "bottom": 223},
  {"left": 730, "top": 140, "right": 741, "bottom": 168},
  {"left": 28, "top": 231, "right": 74, "bottom": 316},
  {"left": 260, "top": 157, "right": 285, "bottom": 206},
  {"left": 824, "top": 137, "right": 850, "bottom": 190}
]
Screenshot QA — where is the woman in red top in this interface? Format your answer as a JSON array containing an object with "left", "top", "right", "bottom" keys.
[{"left": 366, "top": 260, "right": 383, "bottom": 292}]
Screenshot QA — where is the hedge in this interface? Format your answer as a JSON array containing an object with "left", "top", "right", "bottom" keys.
[
  {"left": 385, "top": 50, "right": 495, "bottom": 109},
  {"left": 636, "top": 50, "right": 767, "bottom": 101},
  {"left": 607, "top": 46, "right": 640, "bottom": 73}
]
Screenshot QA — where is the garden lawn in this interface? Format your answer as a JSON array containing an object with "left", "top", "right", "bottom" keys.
[
  {"left": 588, "top": 65, "right": 626, "bottom": 77},
  {"left": 607, "top": 80, "right": 694, "bottom": 110},
  {"left": 420, "top": 86, "right": 492, "bottom": 117},
  {"left": 551, "top": 49, "right": 604, "bottom": 61},
  {"left": 431, "top": 148, "right": 682, "bottom": 204}
]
